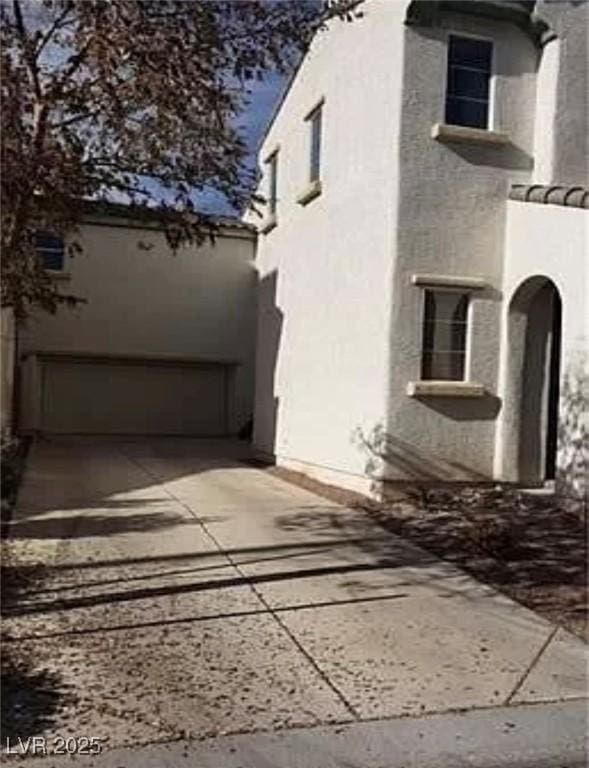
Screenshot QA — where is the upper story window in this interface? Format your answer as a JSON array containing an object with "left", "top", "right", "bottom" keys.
[
  {"left": 445, "top": 35, "right": 493, "bottom": 130},
  {"left": 297, "top": 98, "right": 324, "bottom": 206},
  {"left": 307, "top": 101, "right": 323, "bottom": 182},
  {"left": 35, "top": 232, "right": 65, "bottom": 271},
  {"left": 266, "top": 150, "right": 278, "bottom": 216},
  {"left": 421, "top": 289, "right": 469, "bottom": 381}
]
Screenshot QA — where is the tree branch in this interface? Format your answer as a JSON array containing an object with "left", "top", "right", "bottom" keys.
[
  {"left": 35, "top": 3, "right": 75, "bottom": 61},
  {"left": 51, "top": 108, "right": 101, "bottom": 130},
  {"left": 12, "top": 0, "right": 43, "bottom": 100}
]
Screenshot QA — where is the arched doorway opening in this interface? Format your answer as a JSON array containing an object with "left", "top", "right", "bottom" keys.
[{"left": 506, "top": 276, "right": 562, "bottom": 485}]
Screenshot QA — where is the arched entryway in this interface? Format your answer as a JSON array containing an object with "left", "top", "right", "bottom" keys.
[{"left": 504, "top": 276, "right": 562, "bottom": 485}]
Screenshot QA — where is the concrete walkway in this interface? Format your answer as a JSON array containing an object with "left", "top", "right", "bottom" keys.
[{"left": 2, "top": 437, "right": 586, "bottom": 765}]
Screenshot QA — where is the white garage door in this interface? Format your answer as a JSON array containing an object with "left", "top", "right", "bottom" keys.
[{"left": 41, "top": 358, "right": 229, "bottom": 435}]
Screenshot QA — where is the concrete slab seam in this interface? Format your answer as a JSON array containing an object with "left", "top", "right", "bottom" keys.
[
  {"left": 504, "top": 625, "right": 560, "bottom": 705},
  {"left": 118, "top": 449, "right": 361, "bottom": 722}
]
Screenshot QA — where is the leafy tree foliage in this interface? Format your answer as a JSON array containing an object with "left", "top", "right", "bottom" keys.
[{"left": 1, "top": 0, "right": 360, "bottom": 318}]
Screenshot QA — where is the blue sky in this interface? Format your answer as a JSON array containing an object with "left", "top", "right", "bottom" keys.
[
  {"left": 197, "top": 70, "right": 288, "bottom": 216},
  {"left": 112, "top": 70, "right": 288, "bottom": 215},
  {"left": 241, "top": 70, "right": 288, "bottom": 158}
]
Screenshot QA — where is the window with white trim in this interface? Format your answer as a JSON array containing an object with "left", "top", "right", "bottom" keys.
[
  {"left": 35, "top": 232, "right": 65, "bottom": 271},
  {"left": 266, "top": 151, "right": 278, "bottom": 216},
  {"left": 445, "top": 35, "right": 493, "bottom": 129},
  {"left": 421, "top": 289, "right": 469, "bottom": 381},
  {"left": 307, "top": 102, "right": 322, "bottom": 182}
]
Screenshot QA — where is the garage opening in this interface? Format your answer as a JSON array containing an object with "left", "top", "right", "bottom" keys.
[{"left": 39, "top": 355, "right": 232, "bottom": 436}]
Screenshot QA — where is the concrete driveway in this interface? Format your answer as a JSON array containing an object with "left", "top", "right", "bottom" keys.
[{"left": 2, "top": 437, "right": 586, "bottom": 765}]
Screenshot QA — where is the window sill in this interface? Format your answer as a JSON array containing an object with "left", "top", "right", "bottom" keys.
[
  {"left": 411, "top": 273, "right": 487, "bottom": 290},
  {"left": 296, "top": 179, "right": 322, "bottom": 206},
  {"left": 407, "top": 380, "right": 485, "bottom": 398},
  {"left": 46, "top": 270, "right": 71, "bottom": 282},
  {"left": 260, "top": 215, "right": 277, "bottom": 235},
  {"left": 431, "top": 123, "right": 510, "bottom": 147}
]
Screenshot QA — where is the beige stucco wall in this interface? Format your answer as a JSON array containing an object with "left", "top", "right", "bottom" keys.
[
  {"left": 251, "top": 0, "right": 407, "bottom": 494},
  {"left": 537, "top": 0, "right": 589, "bottom": 185},
  {"left": 251, "top": 0, "right": 586, "bottom": 493},
  {"left": 532, "top": 1, "right": 588, "bottom": 186},
  {"left": 497, "top": 201, "right": 588, "bottom": 499},
  {"left": 20, "top": 219, "right": 257, "bottom": 434},
  {"left": 384, "top": 10, "right": 538, "bottom": 482}
]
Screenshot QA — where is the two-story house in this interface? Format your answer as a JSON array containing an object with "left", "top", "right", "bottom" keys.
[{"left": 251, "top": 0, "right": 588, "bottom": 502}]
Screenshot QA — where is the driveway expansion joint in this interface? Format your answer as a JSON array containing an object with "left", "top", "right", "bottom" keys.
[
  {"left": 7, "top": 438, "right": 586, "bottom": 760},
  {"left": 191, "top": 511, "right": 362, "bottom": 722},
  {"left": 504, "top": 625, "right": 560, "bottom": 705},
  {"left": 122, "top": 450, "right": 362, "bottom": 722}
]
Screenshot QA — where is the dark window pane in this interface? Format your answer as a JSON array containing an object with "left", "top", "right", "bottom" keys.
[
  {"left": 421, "top": 290, "right": 468, "bottom": 381},
  {"left": 422, "top": 291, "right": 437, "bottom": 353},
  {"left": 445, "top": 96, "right": 488, "bottom": 128},
  {"left": 35, "top": 232, "right": 65, "bottom": 271},
  {"left": 451, "top": 319, "right": 467, "bottom": 356},
  {"left": 449, "top": 37, "right": 492, "bottom": 71},
  {"left": 35, "top": 233, "right": 63, "bottom": 250},
  {"left": 41, "top": 249, "right": 65, "bottom": 271},
  {"left": 310, "top": 107, "right": 322, "bottom": 182},
  {"left": 452, "top": 294, "right": 468, "bottom": 323},
  {"left": 422, "top": 321, "right": 468, "bottom": 349},
  {"left": 268, "top": 154, "right": 278, "bottom": 214},
  {"left": 447, "top": 66, "right": 490, "bottom": 101},
  {"left": 422, "top": 351, "right": 466, "bottom": 381},
  {"left": 446, "top": 36, "right": 492, "bottom": 128}
]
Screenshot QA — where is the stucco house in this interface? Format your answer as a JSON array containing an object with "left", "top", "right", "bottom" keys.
[
  {"left": 17, "top": 204, "right": 257, "bottom": 437},
  {"left": 250, "top": 0, "right": 588, "bottom": 501}
]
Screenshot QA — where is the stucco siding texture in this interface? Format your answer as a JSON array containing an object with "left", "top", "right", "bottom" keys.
[
  {"left": 254, "top": 0, "right": 586, "bottom": 491},
  {"left": 499, "top": 200, "right": 588, "bottom": 496},
  {"left": 537, "top": 0, "right": 589, "bottom": 186},
  {"left": 20, "top": 223, "right": 257, "bottom": 434},
  {"left": 385, "top": 13, "right": 538, "bottom": 481},
  {"left": 253, "top": 0, "right": 406, "bottom": 490}
]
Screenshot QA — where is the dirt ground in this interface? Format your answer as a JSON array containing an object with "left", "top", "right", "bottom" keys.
[{"left": 262, "top": 465, "right": 587, "bottom": 642}]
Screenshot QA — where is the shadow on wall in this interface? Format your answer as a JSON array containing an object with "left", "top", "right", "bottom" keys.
[
  {"left": 557, "top": 360, "right": 589, "bottom": 508},
  {"left": 445, "top": 142, "right": 533, "bottom": 171},
  {"left": 255, "top": 270, "right": 283, "bottom": 457},
  {"left": 418, "top": 394, "right": 501, "bottom": 421},
  {"left": 352, "top": 424, "right": 489, "bottom": 490}
]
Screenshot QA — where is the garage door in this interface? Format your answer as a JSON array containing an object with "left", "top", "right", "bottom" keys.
[{"left": 41, "top": 358, "right": 229, "bottom": 435}]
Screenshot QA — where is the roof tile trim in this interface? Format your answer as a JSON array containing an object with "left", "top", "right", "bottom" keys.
[{"left": 509, "top": 184, "right": 589, "bottom": 209}]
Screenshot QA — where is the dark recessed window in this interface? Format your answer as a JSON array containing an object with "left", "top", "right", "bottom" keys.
[
  {"left": 266, "top": 151, "right": 278, "bottom": 216},
  {"left": 35, "top": 232, "right": 65, "bottom": 271},
  {"left": 445, "top": 35, "right": 493, "bottom": 129},
  {"left": 307, "top": 103, "right": 323, "bottom": 182},
  {"left": 421, "top": 290, "right": 469, "bottom": 381}
]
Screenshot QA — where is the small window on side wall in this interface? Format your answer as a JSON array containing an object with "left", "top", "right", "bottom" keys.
[
  {"left": 445, "top": 35, "right": 493, "bottom": 130},
  {"left": 308, "top": 102, "right": 322, "bottom": 182},
  {"left": 35, "top": 232, "right": 65, "bottom": 271},
  {"left": 421, "top": 289, "right": 469, "bottom": 381},
  {"left": 266, "top": 151, "right": 278, "bottom": 216}
]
